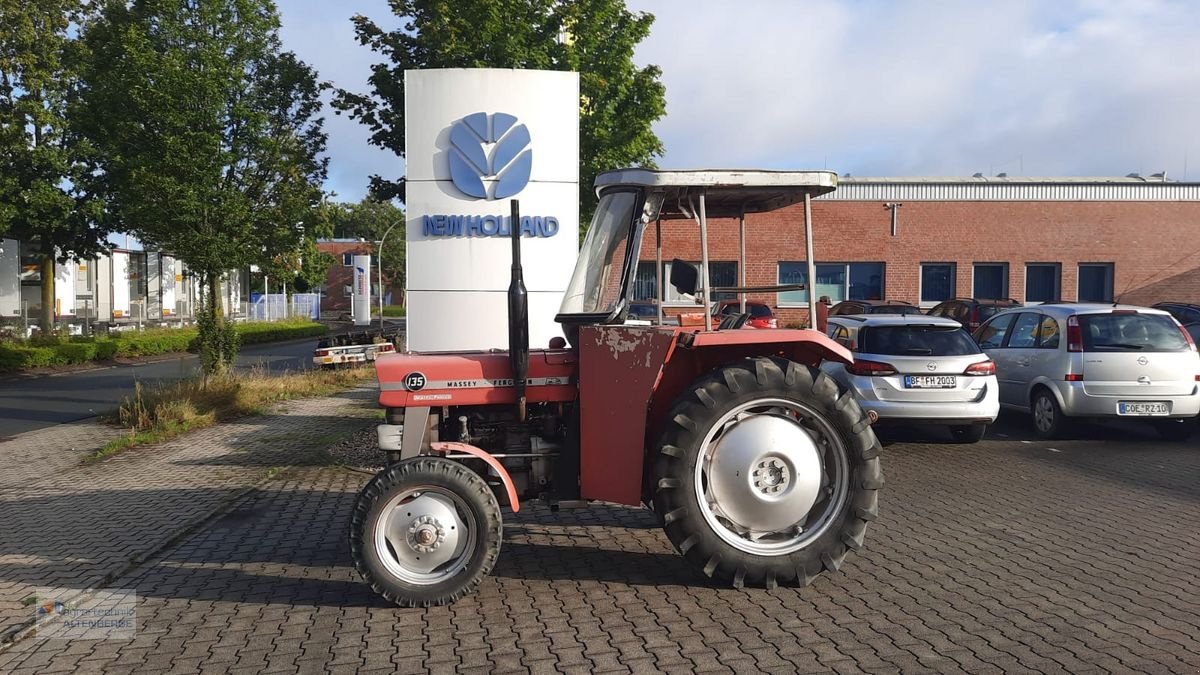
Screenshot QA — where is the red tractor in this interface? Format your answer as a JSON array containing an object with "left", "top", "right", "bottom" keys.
[{"left": 351, "top": 169, "right": 883, "bottom": 606}]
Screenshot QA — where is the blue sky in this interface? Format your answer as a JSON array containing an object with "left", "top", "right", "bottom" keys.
[{"left": 275, "top": 0, "right": 1200, "bottom": 202}]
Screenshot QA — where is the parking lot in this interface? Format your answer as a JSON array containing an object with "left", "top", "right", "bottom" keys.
[{"left": 2, "top": 414, "right": 1198, "bottom": 674}]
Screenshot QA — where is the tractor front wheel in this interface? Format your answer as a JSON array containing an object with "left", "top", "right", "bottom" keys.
[
  {"left": 349, "top": 457, "right": 502, "bottom": 607},
  {"left": 652, "top": 357, "right": 883, "bottom": 589}
]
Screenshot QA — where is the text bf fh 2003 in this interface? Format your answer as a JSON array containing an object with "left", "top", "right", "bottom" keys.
[{"left": 351, "top": 169, "right": 885, "bottom": 607}]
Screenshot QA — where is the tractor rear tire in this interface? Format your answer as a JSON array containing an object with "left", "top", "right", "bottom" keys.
[
  {"left": 349, "top": 457, "right": 502, "bottom": 607},
  {"left": 652, "top": 356, "right": 883, "bottom": 589}
]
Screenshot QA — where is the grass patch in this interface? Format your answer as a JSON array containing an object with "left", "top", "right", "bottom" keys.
[
  {"left": 381, "top": 305, "right": 406, "bottom": 317},
  {"left": 0, "top": 319, "right": 327, "bottom": 375},
  {"left": 86, "top": 365, "right": 372, "bottom": 461}
]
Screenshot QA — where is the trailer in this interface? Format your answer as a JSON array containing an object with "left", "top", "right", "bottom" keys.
[{"left": 314, "top": 329, "right": 402, "bottom": 368}]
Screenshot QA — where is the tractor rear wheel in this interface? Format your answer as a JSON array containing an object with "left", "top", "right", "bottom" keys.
[
  {"left": 349, "top": 457, "right": 502, "bottom": 607},
  {"left": 652, "top": 357, "right": 883, "bottom": 589}
]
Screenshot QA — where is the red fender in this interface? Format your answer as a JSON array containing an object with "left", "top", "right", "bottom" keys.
[{"left": 429, "top": 441, "right": 521, "bottom": 513}]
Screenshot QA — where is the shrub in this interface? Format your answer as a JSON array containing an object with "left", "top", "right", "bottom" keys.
[{"left": 0, "top": 320, "right": 326, "bottom": 374}]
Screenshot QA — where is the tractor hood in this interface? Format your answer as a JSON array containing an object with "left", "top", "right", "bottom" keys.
[{"left": 376, "top": 350, "right": 577, "bottom": 408}]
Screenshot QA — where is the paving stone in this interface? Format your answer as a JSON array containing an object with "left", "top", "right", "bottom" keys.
[{"left": 1, "top": 415, "right": 1198, "bottom": 673}]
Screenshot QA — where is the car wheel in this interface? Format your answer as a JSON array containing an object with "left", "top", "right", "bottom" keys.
[
  {"left": 949, "top": 424, "right": 986, "bottom": 444},
  {"left": 652, "top": 357, "right": 883, "bottom": 589},
  {"left": 1031, "top": 389, "right": 1070, "bottom": 440}
]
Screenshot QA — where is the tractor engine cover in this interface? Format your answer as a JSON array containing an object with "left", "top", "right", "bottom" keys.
[{"left": 376, "top": 349, "right": 577, "bottom": 408}]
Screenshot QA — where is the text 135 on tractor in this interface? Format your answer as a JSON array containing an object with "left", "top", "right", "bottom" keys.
[{"left": 350, "top": 169, "right": 884, "bottom": 607}]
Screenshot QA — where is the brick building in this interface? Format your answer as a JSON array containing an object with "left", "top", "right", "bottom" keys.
[
  {"left": 316, "top": 239, "right": 399, "bottom": 315},
  {"left": 634, "top": 176, "right": 1200, "bottom": 326}
]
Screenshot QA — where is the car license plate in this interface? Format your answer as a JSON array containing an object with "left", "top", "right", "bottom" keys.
[
  {"left": 904, "top": 375, "right": 956, "bottom": 389},
  {"left": 1118, "top": 401, "right": 1169, "bottom": 416}
]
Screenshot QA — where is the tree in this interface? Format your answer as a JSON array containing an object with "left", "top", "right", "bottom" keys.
[
  {"left": 333, "top": 0, "right": 666, "bottom": 223},
  {"left": 76, "top": 0, "right": 328, "bottom": 373},
  {"left": 328, "top": 198, "right": 405, "bottom": 299},
  {"left": 0, "top": 0, "right": 108, "bottom": 332}
]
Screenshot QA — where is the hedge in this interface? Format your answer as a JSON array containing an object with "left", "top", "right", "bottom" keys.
[{"left": 0, "top": 320, "right": 327, "bottom": 374}]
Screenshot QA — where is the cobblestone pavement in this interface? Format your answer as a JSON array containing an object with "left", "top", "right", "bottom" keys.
[
  {"left": 0, "top": 421, "right": 125, "bottom": 490},
  {"left": 0, "top": 388, "right": 376, "bottom": 644},
  {"left": 2, "top": 415, "right": 1200, "bottom": 673}
]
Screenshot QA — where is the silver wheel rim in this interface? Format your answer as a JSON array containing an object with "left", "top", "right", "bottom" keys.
[
  {"left": 693, "top": 397, "right": 850, "bottom": 556},
  {"left": 373, "top": 486, "right": 475, "bottom": 585},
  {"left": 1034, "top": 396, "right": 1054, "bottom": 432}
]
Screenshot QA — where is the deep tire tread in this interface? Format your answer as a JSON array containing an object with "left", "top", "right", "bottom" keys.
[{"left": 652, "top": 356, "right": 883, "bottom": 590}]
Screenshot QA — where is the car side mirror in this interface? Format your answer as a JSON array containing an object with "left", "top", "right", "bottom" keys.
[{"left": 669, "top": 259, "right": 699, "bottom": 296}]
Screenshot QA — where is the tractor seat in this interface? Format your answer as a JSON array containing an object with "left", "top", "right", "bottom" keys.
[{"left": 718, "top": 313, "right": 749, "bottom": 330}]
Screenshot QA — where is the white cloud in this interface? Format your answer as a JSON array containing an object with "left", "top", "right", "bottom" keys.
[
  {"left": 628, "top": 0, "right": 1200, "bottom": 178},
  {"left": 277, "top": 0, "right": 1200, "bottom": 199}
]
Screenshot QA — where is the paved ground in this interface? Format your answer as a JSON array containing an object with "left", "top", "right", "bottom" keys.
[
  {"left": 0, "top": 387, "right": 377, "bottom": 646},
  {"left": 1, "top": 412, "right": 1198, "bottom": 673}
]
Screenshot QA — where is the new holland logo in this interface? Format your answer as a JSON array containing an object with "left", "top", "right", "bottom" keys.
[{"left": 447, "top": 112, "right": 532, "bottom": 200}]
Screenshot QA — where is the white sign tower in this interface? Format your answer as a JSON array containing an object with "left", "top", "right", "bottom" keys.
[{"left": 405, "top": 68, "right": 580, "bottom": 352}]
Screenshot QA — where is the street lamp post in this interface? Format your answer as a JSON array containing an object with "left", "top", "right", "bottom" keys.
[{"left": 376, "top": 222, "right": 398, "bottom": 331}]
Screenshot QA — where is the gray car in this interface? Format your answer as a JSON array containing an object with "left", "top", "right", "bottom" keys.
[
  {"left": 975, "top": 303, "right": 1200, "bottom": 440},
  {"left": 822, "top": 315, "right": 999, "bottom": 442}
]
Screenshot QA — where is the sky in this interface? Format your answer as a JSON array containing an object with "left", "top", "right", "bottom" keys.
[{"left": 275, "top": 0, "right": 1200, "bottom": 202}]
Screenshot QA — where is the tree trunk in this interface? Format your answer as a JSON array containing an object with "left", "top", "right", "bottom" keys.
[
  {"left": 39, "top": 254, "right": 55, "bottom": 334},
  {"left": 208, "top": 270, "right": 222, "bottom": 323}
]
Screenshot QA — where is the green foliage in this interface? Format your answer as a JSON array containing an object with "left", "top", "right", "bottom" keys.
[
  {"left": 0, "top": 320, "right": 326, "bottom": 374},
  {"left": 381, "top": 305, "right": 407, "bottom": 317},
  {"left": 0, "top": 0, "right": 110, "bottom": 329},
  {"left": 74, "top": 0, "right": 329, "bottom": 373},
  {"left": 195, "top": 304, "right": 240, "bottom": 375},
  {"left": 333, "top": 0, "right": 666, "bottom": 223},
  {"left": 234, "top": 319, "right": 327, "bottom": 345},
  {"left": 327, "top": 198, "right": 406, "bottom": 291}
]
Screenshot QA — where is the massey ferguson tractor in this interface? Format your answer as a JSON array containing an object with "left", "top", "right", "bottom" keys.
[{"left": 351, "top": 169, "right": 884, "bottom": 606}]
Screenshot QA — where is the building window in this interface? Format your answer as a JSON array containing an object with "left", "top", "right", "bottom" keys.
[
  {"left": 778, "top": 262, "right": 885, "bottom": 306},
  {"left": 636, "top": 261, "right": 737, "bottom": 304},
  {"left": 920, "top": 263, "right": 956, "bottom": 305},
  {"left": 632, "top": 261, "right": 657, "bottom": 301},
  {"left": 1025, "top": 263, "right": 1061, "bottom": 303},
  {"left": 973, "top": 263, "right": 1009, "bottom": 300},
  {"left": 1078, "top": 263, "right": 1114, "bottom": 303},
  {"left": 342, "top": 252, "right": 354, "bottom": 267}
]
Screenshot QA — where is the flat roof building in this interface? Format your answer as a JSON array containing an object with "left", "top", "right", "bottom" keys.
[{"left": 636, "top": 175, "right": 1200, "bottom": 326}]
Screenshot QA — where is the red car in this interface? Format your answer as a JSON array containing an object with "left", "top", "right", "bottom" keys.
[{"left": 711, "top": 300, "right": 779, "bottom": 329}]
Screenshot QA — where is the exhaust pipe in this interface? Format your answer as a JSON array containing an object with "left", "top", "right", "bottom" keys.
[
  {"left": 508, "top": 199, "right": 529, "bottom": 421},
  {"left": 866, "top": 410, "right": 879, "bottom": 424}
]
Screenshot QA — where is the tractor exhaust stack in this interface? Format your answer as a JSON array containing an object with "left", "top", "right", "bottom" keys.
[{"left": 508, "top": 199, "right": 529, "bottom": 421}]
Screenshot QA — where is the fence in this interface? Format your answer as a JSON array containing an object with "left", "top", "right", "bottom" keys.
[{"left": 248, "top": 293, "right": 319, "bottom": 321}]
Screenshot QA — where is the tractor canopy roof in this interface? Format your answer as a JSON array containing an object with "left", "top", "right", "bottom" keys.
[{"left": 594, "top": 169, "right": 839, "bottom": 219}]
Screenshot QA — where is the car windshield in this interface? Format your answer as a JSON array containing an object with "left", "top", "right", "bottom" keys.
[
  {"left": 859, "top": 325, "right": 981, "bottom": 356},
  {"left": 1080, "top": 313, "right": 1189, "bottom": 352},
  {"left": 558, "top": 190, "right": 641, "bottom": 316}
]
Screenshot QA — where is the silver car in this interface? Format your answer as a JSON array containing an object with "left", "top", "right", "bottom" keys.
[
  {"left": 975, "top": 303, "right": 1200, "bottom": 440},
  {"left": 822, "top": 315, "right": 1000, "bottom": 442}
]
